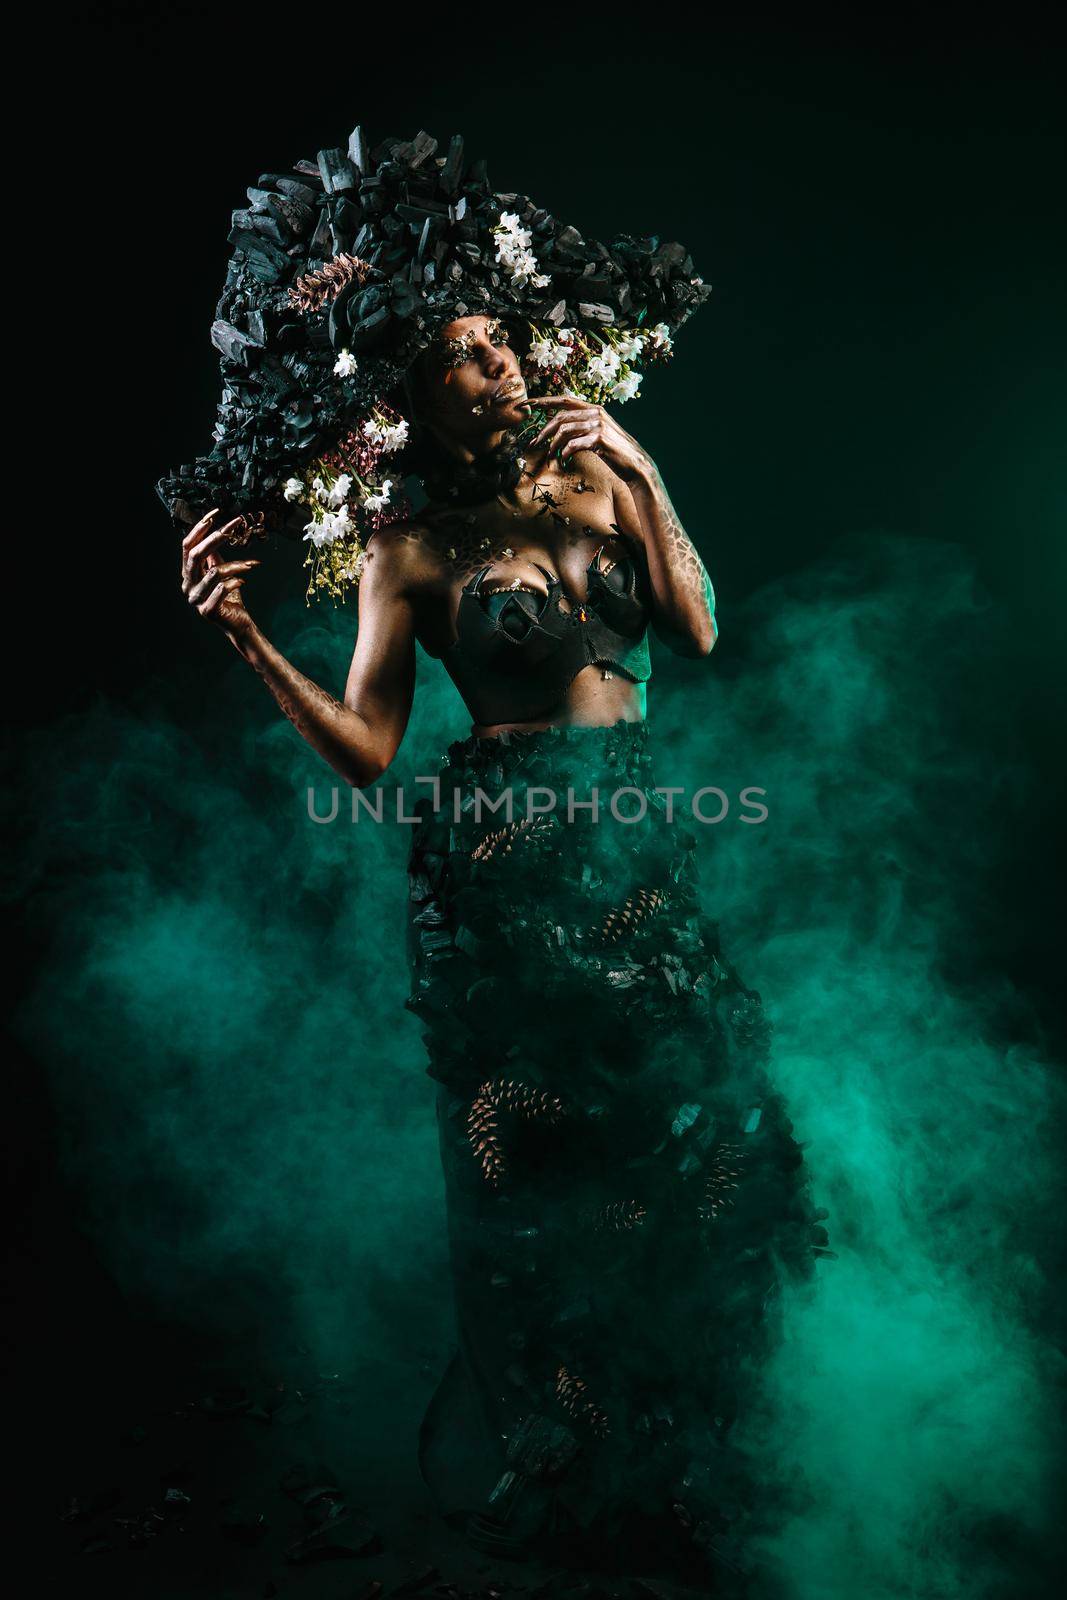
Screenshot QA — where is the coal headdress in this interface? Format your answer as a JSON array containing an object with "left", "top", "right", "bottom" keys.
[{"left": 158, "top": 125, "right": 712, "bottom": 599}]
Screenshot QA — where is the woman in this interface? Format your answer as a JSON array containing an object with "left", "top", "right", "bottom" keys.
[{"left": 169, "top": 129, "right": 825, "bottom": 1585}]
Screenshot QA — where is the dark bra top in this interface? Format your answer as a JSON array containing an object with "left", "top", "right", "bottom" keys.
[{"left": 442, "top": 546, "right": 652, "bottom": 724}]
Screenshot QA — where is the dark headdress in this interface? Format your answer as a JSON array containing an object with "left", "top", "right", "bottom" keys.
[{"left": 158, "top": 125, "right": 711, "bottom": 593}]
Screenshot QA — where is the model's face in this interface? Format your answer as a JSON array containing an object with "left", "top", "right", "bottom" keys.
[{"left": 419, "top": 315, "right": 529, "bottom": 443}]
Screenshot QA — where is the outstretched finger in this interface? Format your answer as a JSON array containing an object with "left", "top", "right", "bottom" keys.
[
  {"left": 183, "top": 526, "right": 230, "bottom": 581},
  {"left": 185, "top": 558, "right": 258, "bottom": 595},
  {"left": 188, "top": 556, "right": 250, "bottom": 604},
  {"left": 185, "top": 518, "right": 247, "bottom": 575},
  {"left": 182, "top": 508, "right": 220, "bottom": 553},
  {"left": 525, "top": 393, "right": 585, "bottom": 409}
]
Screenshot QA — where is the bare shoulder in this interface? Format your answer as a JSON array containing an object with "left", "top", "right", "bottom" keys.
[{"left": 359, "top": 519, "right": 444, "bottom": 594}]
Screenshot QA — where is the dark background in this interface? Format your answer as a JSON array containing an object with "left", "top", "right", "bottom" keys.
[{"left": 8, "top": 5, "right": 1065, "bottom": 1589}]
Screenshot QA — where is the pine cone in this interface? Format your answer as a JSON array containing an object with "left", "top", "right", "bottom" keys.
[
  {"left": 556, "top": 1365, "right": 610, "bottom": 1437},
  {"left": 467, "top": 1076, "right": 565, "bottom": 1188},
  {"left": 729, "top": 995, "right": 770, "bottom": 1049},
  {"left": 697, "top": 1143, "right": 746, "bottom": 1229},
  {"left": 594, "top": 886, "right": 667, "bottom": 945},
  {"left": 288, "top": 253, "right": 372, "bottom": 314}
]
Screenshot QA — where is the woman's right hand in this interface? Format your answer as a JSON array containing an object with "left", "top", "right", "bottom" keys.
[{"left": 181, "top": 509, "right": 260, "bottom": 639}]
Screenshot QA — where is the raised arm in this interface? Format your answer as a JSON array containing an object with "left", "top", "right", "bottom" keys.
[
  {"left": 181, "top": 511, "right": 416, "bottom": 787},
  {"left": 611, "top": 467, "right": 717, "bottom": 658},
  {"left": 530, "top": 395, "right": 717, "bottom": 657}
]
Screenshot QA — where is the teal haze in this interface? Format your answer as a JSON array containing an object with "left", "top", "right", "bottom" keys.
[{"left": 14, "top": 534, "right": 1062, "bottom": 1597}]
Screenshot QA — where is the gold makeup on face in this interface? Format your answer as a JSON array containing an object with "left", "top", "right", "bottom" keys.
[
  {"left": 438, "top": 317, "right": 509, "bottom": 371},
  {"left": 439, "top": 329, "right": 479, "bottom": 370}
]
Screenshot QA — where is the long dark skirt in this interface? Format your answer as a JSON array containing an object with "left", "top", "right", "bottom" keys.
[{"left": 406, "top": 722, "right": 825, "bottom": 1586}]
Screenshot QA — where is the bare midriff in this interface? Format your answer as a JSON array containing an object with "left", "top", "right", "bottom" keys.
[{"left": 469, "top": 669, "right": 646, "bottom": 738}]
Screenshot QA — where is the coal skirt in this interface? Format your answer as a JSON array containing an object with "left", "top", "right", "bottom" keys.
[{"left": 405, "top": 721, "right": 825, "bottom": 1585}]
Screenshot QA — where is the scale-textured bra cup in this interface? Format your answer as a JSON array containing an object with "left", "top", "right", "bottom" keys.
[
  {"left": 453, "top": 564, "right": 565, "bottom": 677},
  {"left": 585, "top": 550, "right": 649, "bottom": 638},
  {"left": 444, "top": 547, "right": 653, "bottom": 723},
  {"left": 484, "top": 589, "right": 544, "bottom": 642}
]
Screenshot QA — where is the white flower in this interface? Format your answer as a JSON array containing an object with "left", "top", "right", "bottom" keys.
[
  {"left": 496, "top": 212, "right": 531, "bottom": 247},
  {"left": 361, "top": 416, "right": 409, "bottom": 454},
  {"left": 326, "top": 473, "right": 352, "bottom": 509},
  {"left": 333, "top": 349, "right": 358, "bottom": 378},
  {"left": 529, "top": 335, "right": 572, "bottom": 371},
  {"left": 303, "top": 507, "right": 355, "bottom": 548},
  {"left": 283, "top": 477, "right": 304, "bottom": 502},
  {"left": 311, "top": 475, "right": 329, "bottom": 504},
  {"left": 611, "top": 371, "right": 643, "bottom": 403},
  {"left": 615, "top": 333, "right": 645, "bottom": 362},
  {"left": 585, "top": 347, "right": 621, "bottom": 388},
  {"left": 649, "top": 322, "right": 674, "bottom": 352},
  {"left": 502, "top": 252, "right": 535, "bottom": 285},
  {"left": 492, "top": 215, "right": 549, "bottom": 291},
  {"left": 373, "top": 422, "right": 407, "bottom": 453},
  {"left": 363, "top": 479, "right": 393, "bottom": 514}
]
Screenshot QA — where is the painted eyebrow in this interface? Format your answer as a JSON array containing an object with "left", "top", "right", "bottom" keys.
[{"left": 436, "top": 319, "right": 509, "bottom": 366}]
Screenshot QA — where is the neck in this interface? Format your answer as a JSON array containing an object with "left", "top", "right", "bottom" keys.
[
  {"left": 420, "top": 423, "right": 527, "bottom": 507},
  {"left": 434, "top": 426, "right": 509, "bottom": 463}
]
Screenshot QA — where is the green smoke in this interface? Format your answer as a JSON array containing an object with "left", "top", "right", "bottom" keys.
[
  {"left": 13, "top": 597, "right": 472, "bottom": 1363},
  {"left": 658, "top": 537, "right": 1062, "bottom": 1598},
  {"left": 11, "top": 535, "right": 1062, "bottom": 1596}
]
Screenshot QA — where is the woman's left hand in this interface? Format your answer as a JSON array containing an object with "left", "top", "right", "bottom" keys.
[{"left": 528, "top": 394, "right": 654, "bottom": 483}]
